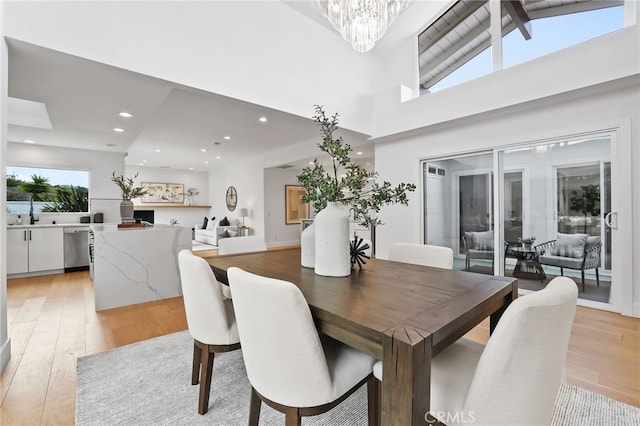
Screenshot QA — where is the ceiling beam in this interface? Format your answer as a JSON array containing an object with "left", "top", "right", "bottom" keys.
[{"left": 502, "top": 0, "right": 531, "bottom": 40}]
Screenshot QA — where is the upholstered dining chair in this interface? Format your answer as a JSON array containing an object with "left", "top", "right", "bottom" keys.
[
  {"left": 373, "top": 242, "right": 455, "bottom": 387},
  {"left": 178, "top": 250, "right": 240, "bottom": 415},
  {"left": 373, "top": 277, "right": 578, "bottom": 426},
  {"left": 388, "top": 242, "right": 454, "bottom": 269},
  {"left": 217, "top": 236, "right": 267, "bottom": 255},
  {"left": 227, "top": 267, "right": 379, "bottom": 426}
]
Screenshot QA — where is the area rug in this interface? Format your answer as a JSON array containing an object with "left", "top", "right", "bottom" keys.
[{"left": 76, "top": 331, "right": 640, "bottom": 426}]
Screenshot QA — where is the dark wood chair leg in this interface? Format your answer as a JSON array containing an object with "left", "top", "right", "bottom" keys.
[
  {"left": 248, "top": 387, "right": 262, "bottom": 426},
  {"left": 198, "top": 345, "right": 215, "bottom": 415},
  {"left": 560, "top": 267, "right": 564, "bottom": 276},
  {"left": 367, "top": 375, "right": 380, "bottom": 426},
  {"left": 596, "top": 268, "right": 600, "bottom": 286},
  {"left": 284, "top": 407, "right": 301, "bottom": 426},
  {"left": 192, "top": 340, "right": 201, "bottom": 385},
  {"left": 581, "top": 270, "right": 586, "bottom": 292}
]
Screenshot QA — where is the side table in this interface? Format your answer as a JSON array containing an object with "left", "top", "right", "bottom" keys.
[
  {"left": 510, "top": 247, "right": 547, "bottom": 282},
  {"left": 237, "top": 226, "right": 251, "bottom": 237}
]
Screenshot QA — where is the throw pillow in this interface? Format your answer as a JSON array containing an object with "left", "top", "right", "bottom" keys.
[
  {"left": 471, "top": 230, "right": 494, "bottom": 251},
  {"left": 554, "top": 233, "right": 588, "bottom": 258},
  {"left": 219, "top": 216, "right": 230, "bottom": 226},
  {"left": 219, "top": 230, "right": 230, "bottom": 239},
  {"left": 585, "top": 235, "right": 601, "bottom": 251},
  {"left": 227, "top": 229, "right": 238, "bottom": 237},
  {"left": 206, "top": 218, "right": 216, "bottom": 230},
  {"left": 201, "top": 216, "right": 208, "bottom": 230}
]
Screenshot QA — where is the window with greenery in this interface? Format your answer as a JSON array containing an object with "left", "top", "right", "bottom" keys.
[{"left": 7, "top": 166, "right": 89, "bottom": 214}]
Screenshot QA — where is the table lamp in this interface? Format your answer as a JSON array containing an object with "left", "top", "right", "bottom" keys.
[{"left": 238, "top": 208, "right": 249, "bottom": 226}]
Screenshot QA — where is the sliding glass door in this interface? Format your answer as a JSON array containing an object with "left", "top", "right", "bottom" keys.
[
  {"left": 422, "top": 132, "right": 627, "bottom": 311},
  {"left": 423, "top": 153, "right": 494, "bottom": 272}
]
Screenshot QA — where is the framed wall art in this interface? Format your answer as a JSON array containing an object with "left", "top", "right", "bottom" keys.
[
  {"left": 285, "top": 185, "right": 309, "bottom": 225},
  {"left": 140, "top": 182, "right": 184, "bottom": 203}
]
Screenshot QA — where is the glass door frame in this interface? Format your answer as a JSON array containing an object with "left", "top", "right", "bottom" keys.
[{"left": 493, "top": 129, "right": 632, "bottom": 314}]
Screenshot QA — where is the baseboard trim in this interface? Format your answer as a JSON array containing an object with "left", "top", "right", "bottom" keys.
[{"left": 0, "top": 337, "right": 11, "bottom": 372}]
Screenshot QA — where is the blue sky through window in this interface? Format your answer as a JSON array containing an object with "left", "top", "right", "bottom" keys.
[{"left": 428, "top": 5, "right": 624, "bottom": 92}]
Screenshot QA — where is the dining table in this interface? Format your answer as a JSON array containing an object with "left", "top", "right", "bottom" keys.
[{"left": 206, "top": 247, "right": 518, "bottom": 426}]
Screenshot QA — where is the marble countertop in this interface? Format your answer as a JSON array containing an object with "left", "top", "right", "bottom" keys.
[
  {"left": 7, "top": 223, "right": 93, "bottom": 229},
  {"left": 90, "top": 224, "right": 190, "bottom": 232}
]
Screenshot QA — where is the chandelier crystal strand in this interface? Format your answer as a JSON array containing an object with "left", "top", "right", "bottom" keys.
[{"left": 311, "top": 0, "right": 414, "bottom": 52}]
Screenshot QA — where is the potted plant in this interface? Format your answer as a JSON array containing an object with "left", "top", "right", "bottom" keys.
[
  {"left": 297, "top": 105, "right": 416, "bottom": 275},
  {"left": 518, "top": 236, "right": 536, "bottom": 250},
  {"left": 111, "top": 172, "right": 147, "bottom": 223},
  {"left": 186, "top": 187, "right": 199, "bottom": 206}
]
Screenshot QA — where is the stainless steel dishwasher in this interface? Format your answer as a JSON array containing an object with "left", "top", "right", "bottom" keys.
[{"left": 63, "top": 226, "right": 90, "bottom": 271}]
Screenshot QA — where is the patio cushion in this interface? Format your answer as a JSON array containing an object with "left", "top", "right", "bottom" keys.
[
  {"left": 470, "top": 231, "right": 494, "bottom": 251},
  {"left": 585, "top": 236, "right": 601, "bottom": 251},
  {"left": 538, "top": 254, "right": 583, "bottom": 270},
  {"left": 553, "top": 233, "right": 588, "bottom": 258},
  {"left": 467, "top": 249, "right": 494, "bottom": 260}
]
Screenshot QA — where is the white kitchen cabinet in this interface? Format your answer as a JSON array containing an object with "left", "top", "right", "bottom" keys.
[{"left": 7, "top": 227, "right": 64, "bottom": 274}]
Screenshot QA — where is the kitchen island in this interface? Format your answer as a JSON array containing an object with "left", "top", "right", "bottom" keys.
[{"left": 91, "top": 224, "right": 191, "bottom": 311}]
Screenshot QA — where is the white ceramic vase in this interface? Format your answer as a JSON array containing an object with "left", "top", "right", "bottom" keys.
[
  {"left": 314, "top": 202, "right": 350, "bottom": 277},
  {"left": 301, "top": 221, "right": 316, "bottom": 268}
]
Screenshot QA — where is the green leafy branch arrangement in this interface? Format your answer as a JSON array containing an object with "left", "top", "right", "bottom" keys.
[
  {"left": 297, "top": 105, "right": 416, "bottom": 226},
  {"left": 111, "top": 172, "right": 148, "bottom": 200}
]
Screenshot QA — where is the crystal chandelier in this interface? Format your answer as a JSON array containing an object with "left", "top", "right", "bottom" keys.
[{"left": 311, "top": 0, "right": 414, "bottom": 52}]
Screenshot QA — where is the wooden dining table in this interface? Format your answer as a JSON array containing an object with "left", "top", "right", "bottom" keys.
[{"left": 206, "top": 247, "right": 518, "bottom": 426}]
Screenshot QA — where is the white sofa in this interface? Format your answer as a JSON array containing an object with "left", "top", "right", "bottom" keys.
[{"left": 194, "top": 220, "right": 240, "bottom": 246}]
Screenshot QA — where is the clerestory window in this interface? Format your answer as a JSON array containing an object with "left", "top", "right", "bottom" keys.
[{"left": 420, "top": 0, "right": 625, "bottom": 94}]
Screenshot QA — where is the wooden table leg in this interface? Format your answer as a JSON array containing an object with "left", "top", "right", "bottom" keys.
[
  {"left": 382, "top": 325, "right": 432, "bottom": 426},
  {"left": 489, "top": 282, "right": 518, "bottom": 334}
]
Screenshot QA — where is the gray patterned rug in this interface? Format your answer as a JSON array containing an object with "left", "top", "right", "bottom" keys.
[{"left": 76, "top": 331, "right": 640, "bottom": 425}]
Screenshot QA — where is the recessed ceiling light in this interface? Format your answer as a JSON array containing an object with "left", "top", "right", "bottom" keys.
[
  {"left": 23, "top": 139, "right": 35, "bottom": 144},
  {"left": 216, "top": 156, "right": 221, "bottom": 160},
  {"left": 189, "top": 167, "right": 194, "bottom": 170},
  {"left": 142, "top": 160, "right": 148, "bottom": 163},
  {"left": 223, "top": 136, "right": 231, "bottom": 140},
  {"left": 113, "top": 127, "right": 125, "bottom": 133},
  {"left": 139, "top": 162, "right": 144, "bottom": 166},
  {"left": 259, "top": 117, "right": 268, "bottom": 122},
  {"left": 214, "top": 142, "right": 221, "bottom": 146},
  {"left": 154, "top": 149, "right": 161, "bottom": 152},
  {"left": 356, "top": 151, "right": 363, "bottom": 155},
  {"left": 119, "top": 111, "right": 134, "bottom": 118},
  {"left": 308, "top": 161, "right": 314, "bottom": 165},
  {"left": 201, "top": 148, "right": 206, "bottom": 152},
  {"left": 204, "top": 161, "right": 209, "bottom": 164}
]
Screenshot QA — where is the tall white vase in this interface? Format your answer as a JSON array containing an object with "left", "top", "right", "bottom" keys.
[
  {"left": 314, "top": 202, "right": 350, "bottom": 277},
  {"left": 300, "top": 222, "right": 316, "bottom": 268}
]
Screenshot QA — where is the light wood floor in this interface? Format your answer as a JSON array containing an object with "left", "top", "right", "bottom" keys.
[{"left": 1, "top": 260, "right": 638, "bottom": 425}]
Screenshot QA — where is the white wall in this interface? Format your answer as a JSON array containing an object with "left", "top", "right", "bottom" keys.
[
  {"left": 126, "top": 166, "right": 209, "bottom": 227},
  {"left": 264, "top": 167, "right": 306, "bottom": 247},
  {"left": 210, "top": 156, "right": 265, "bottom": 240},
  {"left": 1, "top": 1, "right": 11, "bottom": 372},
  {"left": 4, "top": 1, "right": 379, "bottom": 135}
]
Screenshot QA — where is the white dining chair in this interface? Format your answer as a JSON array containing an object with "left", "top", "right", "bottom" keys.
[
  {"left": 217, "top": 236, "right": 267, "bottom": 255},
  {"left": 178, "top": 250, "right": 240, "bottom": 415},
  {"left": 388, "top": 242, "right": 454, "bottom": 269},
  {"left": 374, "top": 276, "right": 578, "bottom": 426},
  {"left": 227, "top": 267, "right": 379, "bottom": 426}
]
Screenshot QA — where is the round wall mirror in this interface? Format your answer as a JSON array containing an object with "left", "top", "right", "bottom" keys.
[{"left": 226, "top": 186, "right": 237, "bottom": 211}]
